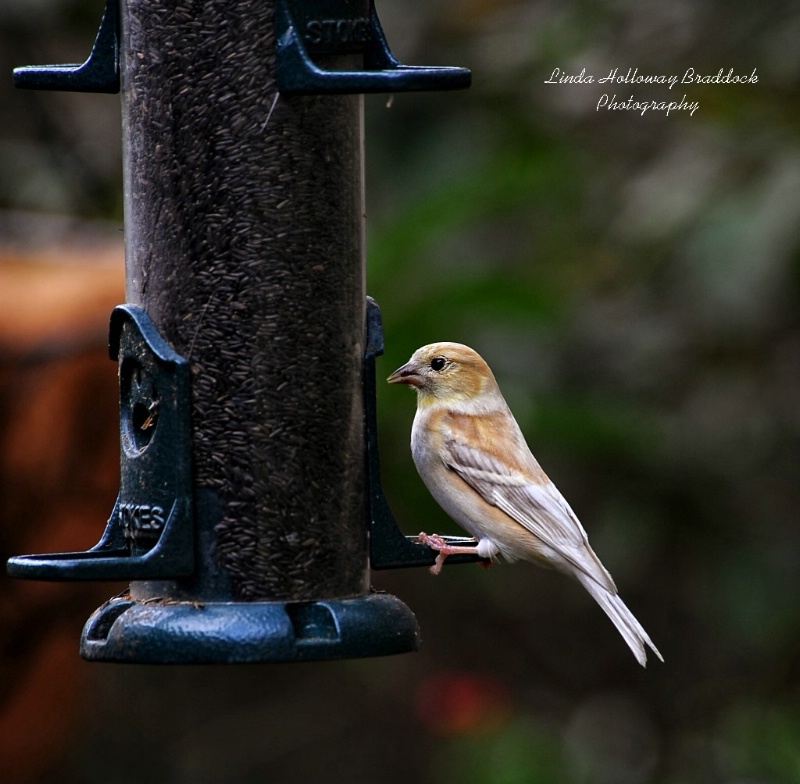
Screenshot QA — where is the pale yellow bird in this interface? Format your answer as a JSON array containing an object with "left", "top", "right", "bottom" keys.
[{"left": 388, "top": 342, "right": 663, "bottom": 667}]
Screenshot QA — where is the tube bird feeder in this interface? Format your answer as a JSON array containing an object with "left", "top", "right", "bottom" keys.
[{"left": 7, "top": 0, "right": 481, "bottom": 663}]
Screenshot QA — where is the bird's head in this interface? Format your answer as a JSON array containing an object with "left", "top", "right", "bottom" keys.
[{"left": 387, "top": 342, "right": 501, "bottom": 408}]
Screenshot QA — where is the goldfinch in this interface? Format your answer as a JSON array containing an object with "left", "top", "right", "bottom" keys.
[{"left": 388, "top": 342, "right": 662, "bottom": 667}]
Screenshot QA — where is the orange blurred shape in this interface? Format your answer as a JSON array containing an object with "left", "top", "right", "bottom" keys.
[
  {"left": 415, "top": 670, "right": 511, "bottom": 736},
  {"left": 0, "top": 235, "right": 125, "bottom": 782}
]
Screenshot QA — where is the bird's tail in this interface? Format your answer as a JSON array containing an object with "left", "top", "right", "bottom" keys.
[{"left": 577, "top": 573, "right": 663, "bottom": 667}]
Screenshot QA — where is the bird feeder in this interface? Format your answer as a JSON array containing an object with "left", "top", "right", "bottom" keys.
[{"left": 7, "top": 0, "right": 481, "bottom": 663}]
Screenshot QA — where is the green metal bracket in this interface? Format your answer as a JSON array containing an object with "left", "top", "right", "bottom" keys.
[
  {"left": 7, "top": 305, "right": 194, "bottom": 580},
  {"left": 276, "top": 0, "right": 471, "bottom": 95},
  {"left": 13, "top": 0, "right": 120, "bottom": 93}
]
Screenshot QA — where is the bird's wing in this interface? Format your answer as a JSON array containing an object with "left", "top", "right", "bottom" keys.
[{"left": 444, "top": 438, "right": 616, "bottom": 591}]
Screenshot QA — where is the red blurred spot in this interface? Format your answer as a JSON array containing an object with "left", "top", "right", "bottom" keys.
[{"left": 415, "top": 671, "right": 511, "bottom": 736}]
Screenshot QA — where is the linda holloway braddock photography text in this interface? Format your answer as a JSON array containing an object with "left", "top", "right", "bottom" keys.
[{"left": 544, "top": 66, "right": 758, "bottom": 117}]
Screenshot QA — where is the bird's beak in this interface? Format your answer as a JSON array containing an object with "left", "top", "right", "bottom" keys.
[{"left": 387, "top": 362, "right": 423, "bottom": 388}]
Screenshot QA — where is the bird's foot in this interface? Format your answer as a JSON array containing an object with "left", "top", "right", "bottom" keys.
[{"left": 418, "top": 532, "right": 481, "bottom": 576}]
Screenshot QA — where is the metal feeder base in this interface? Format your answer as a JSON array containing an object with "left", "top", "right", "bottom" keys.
[{"left": 81, "top": 593, "right": 420, "bottom": 663}]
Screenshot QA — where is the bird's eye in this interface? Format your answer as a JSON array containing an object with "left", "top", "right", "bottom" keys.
[{"left": 431, "top": 357, "right": 447, "bottom": 371}]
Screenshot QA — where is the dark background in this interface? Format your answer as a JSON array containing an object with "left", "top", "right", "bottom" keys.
[{"left": 1, "top": 1, "right": 799, "bottom": 782}]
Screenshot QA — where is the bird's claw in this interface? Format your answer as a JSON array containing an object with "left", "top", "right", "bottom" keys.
[
  {"left": 418, "top": 532, "right": 448, "bottom": 550},
  {"left": 418, "top": 532, "right": 447, "bottom": 574},
  {"left": 416, "top": 532, "right": 441, "bottom": 574},
  {"left": 418, "top": 532, "right": 482, "bottom": 575}
]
